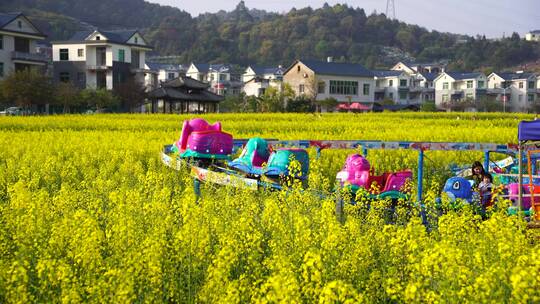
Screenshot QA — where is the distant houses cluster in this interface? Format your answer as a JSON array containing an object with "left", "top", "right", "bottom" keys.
[{"left": 1, "top": 11, "right": 540, "bottom": 113}]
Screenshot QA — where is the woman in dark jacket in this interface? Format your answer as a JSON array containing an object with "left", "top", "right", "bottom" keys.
[{"left": 471, "top": 161, "right": 486, "bottom": 185}]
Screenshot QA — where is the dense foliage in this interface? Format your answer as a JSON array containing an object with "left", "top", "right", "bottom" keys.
[
  {"left": 0, "top": 71, "right": 148, "bottom": 113},
  {"left": 3, "top": 1, "right": 539, "bottom": 70},
  {"left": 0, "top": 113, "right": 539, "bottom": 302}
]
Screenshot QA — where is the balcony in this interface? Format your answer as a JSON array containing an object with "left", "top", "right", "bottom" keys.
[
  {"left": 486, "top": 88, "right": 510, "bottom": 95},
  {"left": 130, "top": 67, "right": 152, "bottom": 74},
  {"left": 374, "top": 87, "right": 385, "bottom": 93},
  {"left": 11, "top": 51, "right": 48, "bottom": 64},
  {"left": 87, "top": 65, "right": 110, "bottom": 71}
]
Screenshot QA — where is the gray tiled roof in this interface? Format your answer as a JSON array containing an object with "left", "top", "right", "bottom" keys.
[
  {"left": 446, "top": 72, "right": 482, "bottom": 80},
  {"left": 0, "top": 12, "right": 20, "bottom": 28},
  {"left": 299, "top": 59, "right": 373, "bottom": 77},
  {"left": 192, "top": 63, "right": 210, "bottom": 73},
  {"left": 420, "top": 72, "right": 439, "bottom": 81},
  {"left": 146, "top": 62, "right": 184, "bottom": 72},
  {"left": 250, "top": 65, "right": 284, "bottom": 75},
  {"left": 372, "top": 70, "right": 402, "bottom": 77},
  {"left": 209, "top": 64, "right": 230, "bottom": 73},
  {"left": 495, "top": 72, "right": 536, "bottom": 81},
  {"left": 67, "top": 29, "right": 138, "bottom": 44}
]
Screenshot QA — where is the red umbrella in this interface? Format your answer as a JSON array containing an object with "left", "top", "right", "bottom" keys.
[
  {"left": 349, "top": 102, "right": 371, "bottom": 110},
  {"left": 337, "top": 103, "right": 350, "bottom": 110}
]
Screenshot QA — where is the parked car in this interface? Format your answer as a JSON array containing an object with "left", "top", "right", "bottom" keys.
[{"left": 0, "top": 107, "right": 23, "bottom": 116}]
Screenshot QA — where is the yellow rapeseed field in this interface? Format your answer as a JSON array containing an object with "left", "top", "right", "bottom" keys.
[{"left": 0, "top": 113, "right": 538, "bottom": 303}]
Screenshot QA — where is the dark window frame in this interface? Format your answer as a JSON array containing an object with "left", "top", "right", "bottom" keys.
[
  {"left": 59, "top": 49, "right": 69, "bottom": 61},
  {"left": 59, "top": 72, "right": 70, "bottom": 82}
]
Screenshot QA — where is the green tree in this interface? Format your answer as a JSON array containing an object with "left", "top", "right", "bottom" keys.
[
  {"left": 0, "top": 70, "right": 54, "bottom": 111},
  {"left": 55, "top": 82, "right": 82, "bottom": 114},
  {"left": 80, "top": 88, "right": 119, "bottom": 112},
  {"left": 259, "top": 84, "right": 295, "bottom": 113},
  {"left": 286, "top": 95, "right": 315, "bottom": 112},
  {"left": 420, "top": 101, "right": 437, "bottom": 112},
  {"left": 113, "top": 76, "right": 147, "bottom": 112}
]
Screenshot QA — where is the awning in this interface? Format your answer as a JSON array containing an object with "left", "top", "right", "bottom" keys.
[{"left": 518, "top": 120, "right": 540, "bottom": 141}]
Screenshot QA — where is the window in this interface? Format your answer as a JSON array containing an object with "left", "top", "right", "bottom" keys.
[
  {"left": 528, "top": 94, "right": 535, "bottom": 102},
  {"left": 59, "top": 72, "right": 70, "bottom": 82},
  {"left": 443, "top": 82, "right": 449, "bottom": 90},
  {"left": 519, "top": 82, "right": 524, "bottom": 89},
  {"left": 18, "top": 20, "right": 22, "bottom": 28},
  {"left": 466, "top": 93, "right": 473, "bottom": 100},
  {"left": 59, "top": 49, "right": 69, "bottom": 61},
  {"left": 96, "top": 36, "right": 101, "bottom": 40},
  {"left": 0, "top": 62, "right": 3, "bottom": 77},
  {"left": 219, "top": 74, "right": 227, "bottom": 81},
  {"left": 363, "top": 84, "right": 370, "bottom": 95},
  {"left": 0, "top": 35, "right": 3, "bottom": 49},
  {"left": 442, "top": 94, "right": 449, "bottom": 102},
  {"left": 529, "top": 81, "right": 535, "bottom": 89},
  {"left": 318, "top": 81, "right": 325, "bottom": 94},
  {"left": 77, "top": 49, "right": 84, "bottom": 57},
  {"left": 168, "top": 72, "right": 175, "bottom": 80},
  {"left": 118, "top": 49, "right": 125, "bottom": 62},
  {"left": 518, "top": 94, "right": 523, "bottom": 102},
  {"left": 467, "top": 80, "right": 473, "bottom": 89},
  {"left": 330, "top": 80, "right": 358, "bottom": 95},
  {"left": 329, "top": 80, "right": 358, "bottom": 95},
  {"left": 400, "top": 79, "right": 407, "bottom": 87},
  {"left": 135, "top": 37, "right": 138, "bottom": 44},
  {"left": 77, "top": 72, "right": 85, "bottom": 82},
  {"left": 399, "top": 91, "right": 407, "bottom": 100},
  {"left": 389, "top": 79, "right": 393, "bottom": 86},
  {"left": 389, "top": 92, "right": 393, "bottom": 99},
  {"left": 299, "top": 84, "right": 305, "bottom": 94},
  {"left": 297, "top": 66, "right": 301, "bottom": 72},
  {"left": 478, "top": 81, "right": 485, "bottom": 89}
]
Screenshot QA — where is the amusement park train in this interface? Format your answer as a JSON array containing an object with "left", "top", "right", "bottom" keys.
[{"left": 162, "top": 118, "right": 540, "bottom": 223}]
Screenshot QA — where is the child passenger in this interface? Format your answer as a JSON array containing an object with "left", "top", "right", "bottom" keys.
[{"left": 478, "top": 173, "right": 493, "bottom": 208}]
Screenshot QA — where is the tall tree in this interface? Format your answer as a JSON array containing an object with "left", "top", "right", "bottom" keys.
[{"left": 0, "top": 70, "right": 54, "bottom": 110}]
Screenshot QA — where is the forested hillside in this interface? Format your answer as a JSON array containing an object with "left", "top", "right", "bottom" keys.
[{"left": 1, "top": 0, "right": 538, "bottom": 70}]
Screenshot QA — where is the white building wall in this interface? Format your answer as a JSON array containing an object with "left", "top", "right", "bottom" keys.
[
  {"left": 139, "top": 51, "right": 145, "bottom": 69},
  {"left": 4, "top": 17, "right": 38, "bottom": 34},
  {"left": 316, "top": 75, "right": 375, "bottom": 104},
  {"left": 106, "top": 70, "right": 113, "bottom": 90},
  {"left": 52, "top": 44, "right": 86, "bottom": 62},
  {"left": 86, "top": 71, "right": 97, "bottom": 89},
  {"left": 0, "top": 35, "right": 15, "bottom": 76},
  {"left": 110, "top": 44, "right": 131, "bottom": 63}
]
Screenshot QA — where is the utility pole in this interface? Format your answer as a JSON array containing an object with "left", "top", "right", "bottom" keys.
[{"left": 386, "top": 0, "right": 396, "bottom": 19}]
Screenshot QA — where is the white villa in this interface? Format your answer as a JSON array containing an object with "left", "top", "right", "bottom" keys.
[
  {"left": 434, "top": 72, "right": 487, "bottom": 109},
  {"left": 186, "top": 63, "right": 242, "bottom": 96},
  {"left": 0, "top": 12, "right": 47, "bottom": 79},
  {"left": 51, "top": 29, "right": 152, "bottom": 90},
  {"left": 487, "top": 72, "right": 537, "bottom": 112},
  {"left": 145, "top": 62, "right": 186, "bottom": 91},
  {"left": 242, "top": 65, "right": 284, "bottom": 97}
]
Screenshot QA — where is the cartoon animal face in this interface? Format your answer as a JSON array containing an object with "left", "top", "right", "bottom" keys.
[{"left": 443, "top": 177, "right": 473, "bottom": 201}]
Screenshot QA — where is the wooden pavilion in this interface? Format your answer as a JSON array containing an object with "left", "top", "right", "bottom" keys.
[{"left": 147, "top": 76, "right": 224, "bottom": 113}]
